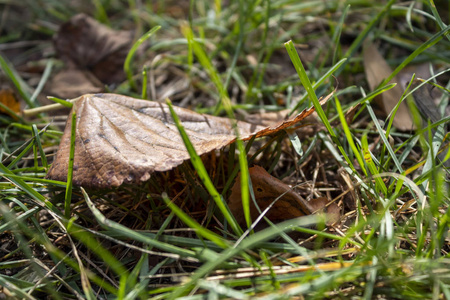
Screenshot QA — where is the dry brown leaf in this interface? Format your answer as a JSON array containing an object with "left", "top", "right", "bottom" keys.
[
  {"left": 46, "top": 68, "right": 103, "bottom": 99},
  {"left": 0, "top": 88, "right": 20, "bottom": 118},
  {"left": 344, "top": 103, "right": 361, "bottom": 125},
  {"left": 410, "top": 79, "right": 442, "bottom": 124},
  {"left": 244, "top": 109, "right": 292, "bottom": 127},
  {"left": 54, "top": 13, "right": 133, "bottom": 85},
  {"left": 410, "top": 79, "right": 449, "bottom": 167},
  {"left": 228, "top": 166, "right": 340, "bottom": 226},
  {"left": 46, "top": 93, "right": 326, "bottom": 188},
  {"left": 363, "top": 41, "right": 415, "bottom": 130}
]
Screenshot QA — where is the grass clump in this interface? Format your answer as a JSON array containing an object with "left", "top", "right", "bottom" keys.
[{"left": 0, "top": 1, "right": 449, "bottom": 299}]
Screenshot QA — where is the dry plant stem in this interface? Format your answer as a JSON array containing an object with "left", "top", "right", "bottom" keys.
[
  {"left": 66, "top": 231, "right": 94, "bottom": 298},
  {"left": 31, "top": 257, "right": 84, "bottom": 300},
  {"left": 82, "top": 226, "right": 190, "bottom": 261},
  {"left": 314, "top": 151, "right": 331, "bottom": 200},
  {"left": 23, "top": 97, "right": 80, "bottom": 116},
  {"left": 206, "top": 262, "right": 356, "bottom": 281},
  {"left": 78, "top": 252, "right": 119, "bottom": 288},
  {"left": 309, "top": 161, "right": 320, "bottom": 200}
]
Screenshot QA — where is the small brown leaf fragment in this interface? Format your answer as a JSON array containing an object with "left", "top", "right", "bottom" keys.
[
  {"left": 54, "top": 14, "right": 133, "bottom": 85},
  {"left": 344, "top": 103, "right": 361, "bottom": 125},
  {"left": 0, "top": 88, "right": 20, "bottom": 118},
  {"left": 394, "top": 199, "right": 416, "bottom": 218},
  {"left": 228, "top": 166, "right": 340, "bottom": 226},
  {"left": 244, "top": 109, "right": 292, "bottom": 127},
  {"left": 46, "top": 93, "right": 329, "bottom": 188},
  {"left": 363, "top": 41, "right": 415, "bottom": 131},
  {"left": 308, "top": 197, "right": 340, "bottom": 225},
  {"left": 330, "top": 103, "right": 361, "bottom": 127},
  {"left": 249, "top": 92, "right": 332, "bottom": 138}
]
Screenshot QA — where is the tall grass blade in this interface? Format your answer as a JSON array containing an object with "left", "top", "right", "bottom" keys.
[
  {"left": 0, "top": 53, "right": 33, "bottom": 108},
  {"left": 64, "top": 111, "right": 76, "bottom": 218},
  {"left": 166, "top": 98, "right": 242, "bottom": 235},
  {"left": 124, "top": 26, "right": 161, "bottom": 91}
]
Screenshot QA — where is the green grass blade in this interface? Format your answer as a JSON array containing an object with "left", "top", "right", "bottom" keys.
[
  {"left": 0, "top": 101, "right": 25, "bottom": 122},
  {"left": 365, "top": 100, "right": 404, "bottom": 174},
  {"left": 336, "top": 0, "right": 397, "bottom": 76},
  {"left": 66, "top": 220, "right": 130, "bottom": 283},
  {"left": 361, "top": 132, "right": 387, "bottom": 195},
  {"left": 384, "top": 24, "right": 450, "bottom": 84},
  {"left": 80, "top": 188, "right": 203, "bottom": 259},
  {"left": 406, "top": 2, "right": 415, "bottom": 32},
  {"left": 162, "top": 194, "right": 229, "bottom": 249},
  {"left": 0, "top": 274, "right": 37, "bottom": 299},
  {"left": 124, "top": 26, "right": 161, "bottom": 91},
  {"left": 64, "top": 111, "right": 76, "bottom": 218},
  {"left": 168, "top": 215, "right": 320, "bottom": 299},
  {"left": 335, "top": 97, "right": 367, "bottom": 176},
  {"left": 47, "top": 96, "right": 74, "bottom": 108},
  {"left": 30, "top": 59, "right": 53, "bottom": 105},
  {"left": 181, "top": 23, "right": 254, "bottom": 230},
  {"left": 31, "top": 124, "right": 48, "bottom": 169},
  {"left": 290, "top": 58, "right": 347, "bottom": 114},
  {"left": 0, "top": 162, "right": 57, "bottom": 212},
  {"left": 0, "top": 53, "right": 33, "bottom": 108},
  {"left": 92, "top": 0, "right": 109, "bottom": 25},
  {"left": 141, "top": 66, "right": 149, "bottom": 99},
  {"left": 0, "top": 173, "right": 66, "bottom": 187},
  {"left": 0, "top": 202, "right": 117, "bottom": 295},
  {"left": 6, "top": 139, "right": 34, "bottom": 169},
  {"left": 332, "top": 5, "right": 350, "bottom": 65},
  {"left": 427, "top": 0, "right": 450, "bottom": 41},
  {"left": 284, "top": 40, "right": 333, "bottom": 135},
  {"left": 223, "top": 0, "right": 244, "bottom": 91},
  {"left": 165, "top": 98, "right": 242, "bottom": 235},
  {"left": 0, "top": 206, "right": 40, "bottom": 232},
  {"left": 183, "top": 26, "right": 227, "bottom": 111},
  {"left": 237, "top": 140, "right": 251, "bottom": 230},
  {"left": 285, "top": 41, "right": 358, "bottom": 176}
]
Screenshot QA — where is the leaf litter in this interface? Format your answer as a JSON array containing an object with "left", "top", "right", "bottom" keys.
[
  {"left": 5, "top": 4, "right": 448, "bottom": 298},
  {"left": 363, "top": 40, "right": 415, "bottom": 130},
  {"left": 48, "top": 14, "right": 134, "bottom": 99}
]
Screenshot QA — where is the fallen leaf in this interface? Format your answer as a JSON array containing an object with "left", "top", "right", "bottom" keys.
[
  {"left": 410, "top": 79, "right": 442, "bottom": 124},
  {"left": 397, "top": 63, "right": 431, "bottom": 90},
  {"left": 46, "top": 93, "right": 326, "bottom": 188},
  {"left": 344, "top": 103, "right": 361, "bottom": 125},
  {"left": 409, "top": 79, "right": 449, "bottom": 167},
  {"left": 0, "top": 88, "right": 20, "bottom": 118},
  {"left": 45, "top": 68, "right": 103, "bottom": 99},
  {"left": 228, "top": 166, "right": 340, "bottom": 226},
  {"left": 363, "top": 40, "right": 415, "bottom": 130},
  {"left": 54, "top": 13, "right": 133, "bottom": 85}
]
